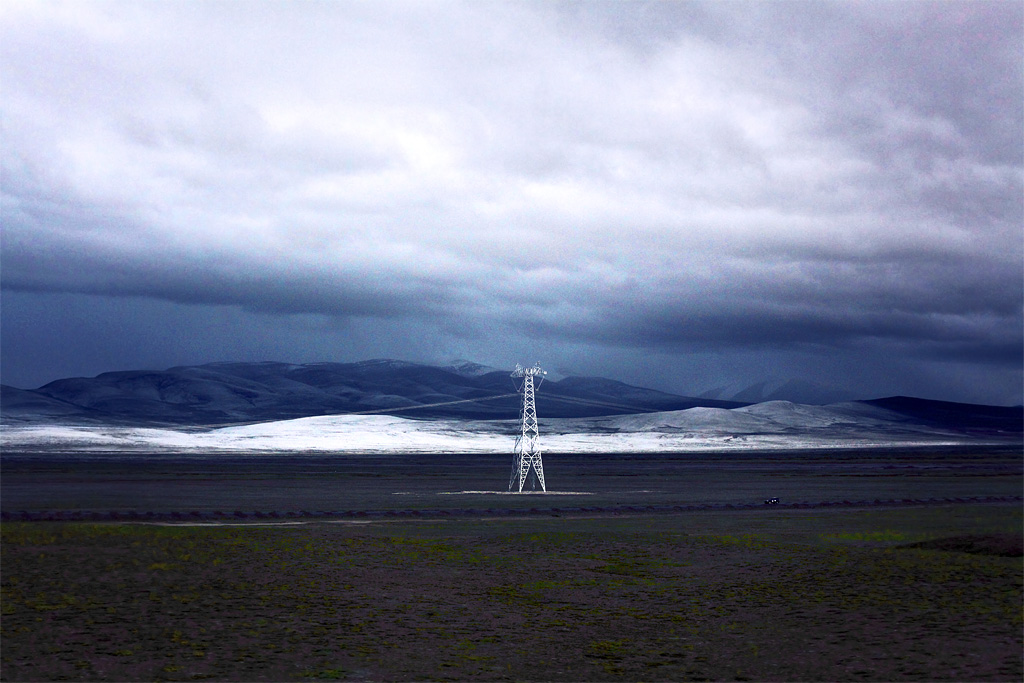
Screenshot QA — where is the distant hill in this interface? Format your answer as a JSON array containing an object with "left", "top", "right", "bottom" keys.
[
  {"left": 862, "top": 396, "right": 1023, "bottom": 436},
  {"left": 2, "top": 398, "right": 1020, "bottom": 454},
  {"left": 0, "top": 359, "right": 744, "bottom": 426},
  {"left": 3, "top": 361, "right": 1018, "bottom": 440},
  {"left": 699, "top": 377, "right": 857, "bottom": 405}
]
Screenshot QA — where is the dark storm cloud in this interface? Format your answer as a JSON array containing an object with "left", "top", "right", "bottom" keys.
[
  {"left": 1, "top": 0, "right": 1020, "bottom": 403},
  {"left": 1, "top": 189, "right": 463, "bottom": 318},
  {"left": 524, "top": 255, "right": 1022, "bottom": 362}
]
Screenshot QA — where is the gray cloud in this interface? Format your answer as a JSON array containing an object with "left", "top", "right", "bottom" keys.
[{"left": 1, "top": 0, "right": 1020, "bottom": 404}]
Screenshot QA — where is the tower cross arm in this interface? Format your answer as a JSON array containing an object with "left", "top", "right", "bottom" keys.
[{"left": 511, "top": 362, "right": 547, "bottom": 378}]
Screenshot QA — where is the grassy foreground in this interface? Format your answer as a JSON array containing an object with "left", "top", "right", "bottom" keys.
[{"left": 2, "top": 505, "right": 1021, "bottom": 681}]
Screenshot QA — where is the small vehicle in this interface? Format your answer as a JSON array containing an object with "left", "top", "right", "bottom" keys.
[{"left": 763, "top": 498, "right": 779, "bottom": 505}]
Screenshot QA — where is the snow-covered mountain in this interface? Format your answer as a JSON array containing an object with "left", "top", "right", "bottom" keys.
[
  {"left": 600, "top": 401, "right": 910, "bottom": 435},
  {"left": 2, "top": 360, "right": 1019, "bottom": 453},
  {"left": 442, "top": 359, "right": 500, "bottom": 377}
]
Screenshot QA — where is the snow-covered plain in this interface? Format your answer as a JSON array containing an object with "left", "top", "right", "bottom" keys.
[{"left": 0, "top": 401, "right": 981, "bottom": 453}]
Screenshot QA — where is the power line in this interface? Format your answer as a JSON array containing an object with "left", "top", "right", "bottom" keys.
[
  {"left": 342, "top": 390, "right": 666, "bottom": 418},
  {"left": 343, "top": 392, "right": 520, "bottom": 416},
  {"left": 539, "top": 393, "right": 663, "bottom": 414}
]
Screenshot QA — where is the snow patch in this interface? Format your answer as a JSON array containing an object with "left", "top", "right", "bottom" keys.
[{"left": 1, "top": 401, "right": 980, "bottom": 454}]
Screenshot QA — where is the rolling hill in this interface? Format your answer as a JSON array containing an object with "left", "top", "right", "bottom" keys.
[
  {"left": 2, "top": 361, "right": 1019, "bottom": 451},
  {"left": 1, "top": 359, "right": 743, "bottom": 426}
]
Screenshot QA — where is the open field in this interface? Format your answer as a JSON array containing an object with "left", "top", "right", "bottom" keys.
[
  {"left": 2, "top": 505, "right": 1021, "bottom": 681},
  {"left": 2, "top": 446, "right": 1021, "bottom": 681},
  {"left": 3, "top": 445, "right": 1021, "bottom": 516}
]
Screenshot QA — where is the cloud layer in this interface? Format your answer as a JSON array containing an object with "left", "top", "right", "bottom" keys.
[{"left": 2, "top": 1, "right": 1021, "bottom": 403}]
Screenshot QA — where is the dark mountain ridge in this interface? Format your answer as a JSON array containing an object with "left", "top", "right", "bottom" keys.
[
  {"left": 1, "top": 359, "right": 742, "bottom": 426},
  {"left": 863, "top": 396, "right": 1023, "bottom": 436},
  {"left": 1, "top": 360, "right": 1020, "bottom": 437}
]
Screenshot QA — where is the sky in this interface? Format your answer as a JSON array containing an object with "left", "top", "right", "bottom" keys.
[{"left": 1, "top": 0, "right": 1021, "bottom": 405}]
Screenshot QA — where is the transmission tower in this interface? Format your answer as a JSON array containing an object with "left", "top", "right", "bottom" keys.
[{"left": 509, "top": 363, "right": 546, "bottom": 492}]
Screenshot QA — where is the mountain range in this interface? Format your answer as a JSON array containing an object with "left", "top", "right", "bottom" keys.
[
  {"left": 698, "top": 377, "right": 857, "bottom": 405},
  {"left": 0, "top": 359, "right": 740, "bottom": 426},
  {"left": 1, "top": 360, "right": 1020, "bottom": 440}
]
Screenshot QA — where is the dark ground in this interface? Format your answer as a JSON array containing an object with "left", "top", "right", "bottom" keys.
[
  {"left": 1, "top": 446, "right": 1021, "bottom": 681},
  {"left": 2, "top": 445, "right": 1021, "bottom": 516}
]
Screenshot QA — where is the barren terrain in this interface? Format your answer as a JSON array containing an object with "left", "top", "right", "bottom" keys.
[
  {"left": 2, "top": 509, "right": 1021, "bottom": 681},
  {"left": 1, "top": 447, "right": 1021, "bottom": 681}
]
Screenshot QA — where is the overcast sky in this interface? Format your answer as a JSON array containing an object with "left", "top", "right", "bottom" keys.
[{"left": 2, "top": 0, "right": 1021, "bottom": 405}]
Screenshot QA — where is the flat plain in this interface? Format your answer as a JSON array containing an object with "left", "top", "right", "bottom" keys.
[{"left": 1, "top": 446, "right": 1021, "bottom": 681}]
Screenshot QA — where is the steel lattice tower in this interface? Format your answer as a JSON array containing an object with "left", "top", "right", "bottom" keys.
[{"left": 509, "top": 363, "right": 546, "bottom": 492}]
